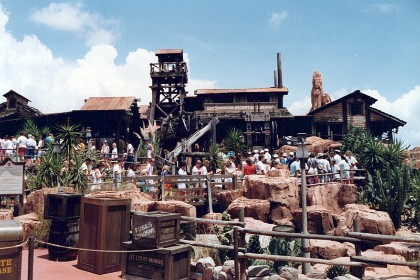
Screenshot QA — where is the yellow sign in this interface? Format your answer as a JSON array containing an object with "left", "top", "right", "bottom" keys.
[{"left": 0, "top": 258, "right": 12, "bottom": 274}]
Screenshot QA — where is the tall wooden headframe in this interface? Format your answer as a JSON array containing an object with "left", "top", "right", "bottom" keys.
[{"left": 149, "top": 49, "right": 189, "bottom": 141}]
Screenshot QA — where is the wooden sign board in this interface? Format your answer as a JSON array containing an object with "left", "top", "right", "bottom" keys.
[{"left": 0, "top": 159, "right": 25, "bottom": 195}]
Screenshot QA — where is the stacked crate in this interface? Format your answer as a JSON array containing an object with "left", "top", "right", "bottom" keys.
[{"left": 122, "top": 211, "right": 192, "bottom": 280}]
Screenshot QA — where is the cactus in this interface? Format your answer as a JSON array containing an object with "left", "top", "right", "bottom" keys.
[
  {"left": 325, "top": 265, "right": 350, "bottom": 278},
  {"left": 267, "top": 237, "right": 301, "bottom": 273},
  {"left": 246, "top": 235, "right": 264, "bottom": 267},
  {"left": 214, "top": 212, "right": 234, "bottom": 264}
]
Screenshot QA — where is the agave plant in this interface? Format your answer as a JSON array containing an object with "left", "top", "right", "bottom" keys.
[
  {"left": 206, "top": 142, "right": 222, "bottom": 173},
  {"left": 267, "top": 237, "right": 301, "bottom": 272},
  {"left": 22, "top": 119, "right": 41, "bottom": 139},
  {"left": 63, "top": 154, "right": 89, "bottom": 194},
  {"left": 56, "top": 123, "right": 82, "bottom": 164},
  {"left": 325, "top": 265, "right": 350, "bottom": 278},
  {"left": 224, "top": 127, "right": 246, "bottom": 156},
  {"left": 31, "top": 152, "right": 63, "bottom": 190}
]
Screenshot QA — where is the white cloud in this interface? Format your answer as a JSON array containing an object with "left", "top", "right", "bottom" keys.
[
  {"left": 288, "top": 96, "right": 311, "bottom": 115},
  {"left": 0, "top": 4, "right": 216, "bottom": 115},
  {"left": 363, "top": 3, "right": 399, "bottom": 14},
  {"left": 30, "top": 2, "right": 119, "bottom": 46},
  {"left": 269, "top": 11, "right": 288, "bottom": 29}
]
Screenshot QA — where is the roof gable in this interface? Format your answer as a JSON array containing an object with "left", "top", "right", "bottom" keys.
[{"left": 308, "top": 90, "right": 377, "bottom": 115}]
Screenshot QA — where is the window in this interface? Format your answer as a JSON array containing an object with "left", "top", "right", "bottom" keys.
[
  {"left": 247, "top": 94, "right": 269, "bottom": 103},
  {"left": 8, "top": 97, "right": 17, "bottom": 109},
  {"left": 350, "top": 102, "right": 363, "bottom": 116}
]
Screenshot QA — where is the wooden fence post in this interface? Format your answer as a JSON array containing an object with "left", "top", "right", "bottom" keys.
[
  {"left": 350, "top": 218, "right": 364, "bottom": 277},
  {"left": 28, "top": 236, "right": 34, "bottom": 280},
  {"left": 233, "top": 174, "right": 238, "bottom": 190},
  {"left": 160, "top": 178, "right": 165, "bottom": 201},
  {"left": 238, "top": 207, "right": 246, "bottom": 280},
  {"left": 234, "top": 226, "right": 239, "bottom": 280},
  {"left": 207, "top": 175, "right": 213, "bottom": 213}
]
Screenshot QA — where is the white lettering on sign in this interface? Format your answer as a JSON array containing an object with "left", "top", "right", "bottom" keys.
[{"left": 133, "top": 221, "right": 156, "bottom": 240}]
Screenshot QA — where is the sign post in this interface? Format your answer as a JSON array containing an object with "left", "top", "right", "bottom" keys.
[{"left": 0, "top": 159, "right": 25, "bottom": 214}]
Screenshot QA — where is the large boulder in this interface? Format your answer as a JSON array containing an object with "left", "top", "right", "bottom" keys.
[
  {"left": 13, "top": 212, "right": 41, "bottom": 241},
  {"left": 153, "top": 201, "right": 197, "bottom": 217},
  {"left": 24, "top": 187, "right": 75, "bottom": 214},
  {"left": 292, "top": 206, "right": 334, "bottom": 234},
  {"left": 335, "top": 204, "right": 395, "bottom": 236},
  {"left": 215, "top": 189, "right": 244, "bottom": 211},
  {"left": 0, "top": 209, "right": 13, "bottom": 220},
  {"left": 244, "top": 175, "right": 299, "bottom": 221},
  {"left": 277, "top": 145, "right": 298, "bottom": 155},
  {"left": 227, "top": 197, "right": 270, "bottom": 221},
  {"left": 305, "top": 136, "right": 341, "bottom": 154},
  {"left": 269, "top": 203, "right": 294, "bottom": 224},
  {"left": 374, "top": 242, "right": 420, "bottom": 261},
  {"left": 309, "top": 239, "right": 349, "bottom": 260},
  {"left": 307, "top": 183, "right": 358, "bottom": 215}
]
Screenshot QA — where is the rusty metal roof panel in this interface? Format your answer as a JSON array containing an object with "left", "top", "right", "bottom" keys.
[
  {"left": 155, "top": 49, "right": 183, "bottom": 55},
  {"left": 194, "top": 87, "right": 289, "bottom": 95},
  {"left": 80, "top": 97, "right": 137, "bottom": 111}
]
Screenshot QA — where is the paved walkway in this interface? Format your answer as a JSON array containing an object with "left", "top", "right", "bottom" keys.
[{"left": 21, "top": 249, "right": 122, "bottom": 280}]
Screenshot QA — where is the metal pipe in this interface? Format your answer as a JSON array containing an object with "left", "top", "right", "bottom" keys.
[
  {"left": 180, "top": 216, "right": 245, "bottom": 227},
  {"left": 28, "top": 236, "right": 34, "bottom": 280},
  {"left": 277, "top": 52, "right": 283, "bottom": 88}
]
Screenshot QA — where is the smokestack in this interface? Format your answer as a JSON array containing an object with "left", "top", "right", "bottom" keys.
[
  {"left": 274, "top": 70, "right": 278, "bottom": 87},
  {"left": 277, "top": 52, "right": 283, "bottom": 88}
]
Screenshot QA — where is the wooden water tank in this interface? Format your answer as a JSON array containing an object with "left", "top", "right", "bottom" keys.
[{"left": 77, "top": 197, "right": 131, "bottom": 274}]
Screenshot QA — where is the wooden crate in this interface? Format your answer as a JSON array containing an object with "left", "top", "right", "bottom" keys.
[
  {"left": 44, "top": 193, "right": 83, "bottom": 221},
  {"left": 77, "top": 197, "right": 131, "bottom": 275},
  {"left": 122, "top": 242, "right": 191, "bottom": 280},
  {"left": 132, "top": 211, "right": 180, "bottom": 248}
]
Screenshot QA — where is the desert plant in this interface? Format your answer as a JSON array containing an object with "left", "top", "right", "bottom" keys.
[
  {"left": 367, "top": 163, "right": 413, "bottom": 229},
  {"left": 267, "top": 237, "right": 301, "bottom": 272},
  {"left": 31, "top": 152, "right": 63, "bottom": 190},
  {"left": 224, "top": 128, "right": 246, "bottom": 156},
  {"left": 139, "top": 120, "right": 161, "bottom": 157},
  {"left": 246, "top": 234, "right": 264, "bottom": 267},
  {"left": 56, "top": 123, "right": 82, "bottom": 164},
  {"left": 342, "top": 126, "right": 368, "bottom": 156},
  {"left": 63, "top": 154, "right": 88, "bottom": 194},
  {"left": 21, "top": 119, "right": 41, "bottom": 139},
  {"left": 206, "top": 142, "right": 222, "bottom": 172},
  {"left": 325, "top": 265, "right": 350, "bottom": 278},
  {"left": 214, "top": 212, "right": 234, "bottom": 264}
]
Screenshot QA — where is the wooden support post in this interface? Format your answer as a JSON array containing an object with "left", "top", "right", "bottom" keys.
[
  {"left": 350, "top": 218, "right": 365, "bottom": 278},
  {"left": 207, "top": 176, "right": 213, "bottom": 213},
  {"left": 234, "top": 226, "right": 239, "bottom": 280},
  {"left": 233, "top": 174, "right": 238, "bottom": 190},
  {"left": 160, "top": 179, "right": 165, "bottom": 201},
  {"left": 28, "top": 236, "right": 34, "bottom": 280},
  {"left": 238, "top": 207, "right": 246, "bottom": 280}
]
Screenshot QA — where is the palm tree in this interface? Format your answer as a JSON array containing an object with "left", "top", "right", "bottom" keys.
[{"left": 56, "top": 123, "right": 82, "bottom": 164}]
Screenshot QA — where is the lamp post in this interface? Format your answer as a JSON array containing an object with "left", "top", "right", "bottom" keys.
[
  {"left": 52, "top": 139, "right": 62, "bottom": 193},
  {"left": 296, "top": 132, "right": 310, "bottom": 274},
  {"left": 85, "top": 127, "right": 92, "bottom": 158}
]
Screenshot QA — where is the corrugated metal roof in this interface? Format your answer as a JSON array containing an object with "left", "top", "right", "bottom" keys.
[
  {"left": 155, "top": 49, "right": 183, "bottom": 55},
  {"left": 80, "top": 97, "right": 137, "bottom": 111},
  {"left": 194, "top": 87, "right": 288, "bottom": 95}
]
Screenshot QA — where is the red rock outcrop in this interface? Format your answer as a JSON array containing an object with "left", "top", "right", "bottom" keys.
[
  {"left": 374, "top": 242, "right": 420, "bottom": 261},
  {"left": 227, "top": 197, "right": 270, "bottom": 221},
  {"left": 277, "top": 145, "right": 298, "bottom": 155},
  {"left": 292, "top": 206, "right": 335, "bottom": 234},
  {"left": 307, "top": 183, "right": 358, "bottom": 215},
  {"left": 0, "top": 209, "right": 13, "bottom": 220},
  {"left": 24, "top": 187, "right": 76, "bottom": 214},
  {"left": 214, "top": 189, "right": 244, "bottom": 211},
  {"left": 152, "top": 201, "right": 196, "bottom": 217},
  {"left": 244, "top": 175, "right": 299, "bottom": 222},
  {"left": 305, "top": 136, "right": 342, "bottom": 154},
  {"left": 309, "top": 239, "right": 348, "bottom": 260},
  {"left": 335, "top": 204, "right": 395, "bottom": 236},
  {"left": 13, "top": 212, "right": 41, "bottom": 241}
]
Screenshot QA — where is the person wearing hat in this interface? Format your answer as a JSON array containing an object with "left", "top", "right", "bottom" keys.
[
  {"left": 334, "top": 150, "right": 342, "bottom": 166},
  {"left": 287, "top": 151, "right": 295, "bottom": 168},
  {"left": 17, "top": 132, "right": 27, "bottom": 162},
  {"left": 307, "top": 153, "right": 320, "bottom": 184},
  {"left": 272, "top": 153, "right": 280, "bottom": 164},
  {"left": 253, "top": 150, "right": 259, "bottom": 164},
  {"left": 264, "top": 148, "right": 272, "bottom": 164},
  {"left": 281, "top": 153, "right": 288, "bottom": 165}
]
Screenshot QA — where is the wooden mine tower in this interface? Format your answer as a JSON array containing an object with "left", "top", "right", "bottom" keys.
[{"left": 149, "top": 49, "right": 189, "bottom": 144}]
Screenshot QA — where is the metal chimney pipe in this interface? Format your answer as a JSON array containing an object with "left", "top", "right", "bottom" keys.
[
  {"left": 277, "top": 52, "right": 283, "bottom": 88},
  {"left": 274, "top": 70, "right": 278, "bottom": 87}
]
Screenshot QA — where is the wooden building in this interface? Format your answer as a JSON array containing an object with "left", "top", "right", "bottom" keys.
[
  {"left": 189, "top": 87, "right": 293, "bottom": 147},
  {"left": 0, "top": 90, "right": 42, "bottom": 122},
  {"left": 307, "top": 90, "right": 406, "bottom": 141}
]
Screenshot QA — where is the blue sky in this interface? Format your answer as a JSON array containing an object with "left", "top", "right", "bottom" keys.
[{"left": 0, "top": 1, "right": 419, "bottom": 146}]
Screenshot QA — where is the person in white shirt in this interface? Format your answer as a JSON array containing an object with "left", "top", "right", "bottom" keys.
[
  {"left": 113, "top": 159, "right": 124, "bottom": 190},
  {"left": 145, "top": 158, "right": 155, "bottom": 191},
  {"left": 256, "top": 155, "right": 266, "bottom": 175},
  {"left": 333, "top": 150, "right": 342, "bottom": 166},
  {"left": 3, "top": 136, "right": 13, "bottom": 158},
  {"left": 177, "top": 161, "right": 188, "bottom": 190},
  {"left": 111, "top": 143, "right": 118, "bottom": 160},
  {"left": 145, "top": 138, "right": 154, "bottom": 159},
  {"left": 17, "top": 132, "right": 27, "bottom": 162},
  {"left": 26, "top": 134, "right": 37, "bottom": 162},
  {"left": 263, "top": 148, "right": 272, "bottom": 164},
  {"left": 253, "top": 150, "right": 259, "bottom": 164}
]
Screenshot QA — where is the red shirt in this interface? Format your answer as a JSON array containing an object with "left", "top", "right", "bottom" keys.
[{"left": 243, "top": 164, "right": 256, "bottom": 175}]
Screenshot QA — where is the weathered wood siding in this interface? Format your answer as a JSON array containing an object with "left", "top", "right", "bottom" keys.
[
  {"left": 370, "top": 110, "right": 388, "bottom": 122},
  {"left": 313, "top": 103, "right": 343, "bottom": 122}
]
